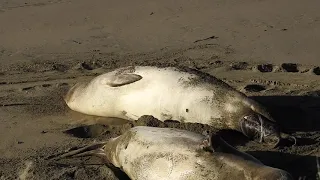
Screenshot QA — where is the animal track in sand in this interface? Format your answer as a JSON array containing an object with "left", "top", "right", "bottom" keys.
[
  {"left": 1, "top": 60, "right": 319, "bottom": 97},
  {"left": 19, "top": 83, "right": 55, "bottom": 92},
  {"left": 52, "top": 64, "right": 69, "bottom": 72},
  {"left": 21, "top": 86, "right": 35, "bottom": 91},
  {"left": 230, "top": 62, "right": 249, "bottom": 70},
  {"left": 72, "top": 61, "right": 102, "bottom": 71},
  {"left": 79, "top": 62, "right": 94, "bottom": 70},
  {"left": 243, "top": 84, "right": 267, "bottom": 92},
  {"left": 41, "top": 84, "right": 52, "bottom": 88},
  {"left": 257, "top": 64, "right": 273, "bottom": 72},
  {"left": 281, "top": 63, "right": 299, "bottom": 73},
  {"left": 312, "top": 67, "right": 320, "bottom": 75},
  {"left": 57, "top": 83, "right": 69, "bottom": 87}
]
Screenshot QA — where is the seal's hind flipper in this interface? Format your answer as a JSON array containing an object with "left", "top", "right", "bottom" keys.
[
  {"left": 102, "top": 74, "right": 142, "bottom": 87},
  {"left": 47, "top": 142, "right": 107, "bottom": 161},
  {"left": 70, "top": 148, "right": 107, "bottom": 160}
]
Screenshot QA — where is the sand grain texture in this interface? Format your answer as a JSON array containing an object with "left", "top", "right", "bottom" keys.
[{"left": 0, "top": 0, "right": 320, "bottom": 179}]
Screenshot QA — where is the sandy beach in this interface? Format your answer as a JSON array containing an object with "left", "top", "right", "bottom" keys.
[{"left": 1, "top": 0, "right": 320, "bottom": 179}]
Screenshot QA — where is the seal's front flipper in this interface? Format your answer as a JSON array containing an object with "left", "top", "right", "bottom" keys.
[
  {"left": 275, "top": 133, "right": 297, "bottom": 148},
  {"left": 102, "top": 74, "right": 143, "bottom": 87},
  {"left": 200, "top": 130, "right": 216, "bottom": 152}
]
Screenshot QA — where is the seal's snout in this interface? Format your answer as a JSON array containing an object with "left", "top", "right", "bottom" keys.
[
  {"left": 64, "top": 83, "right": 81, "bottom": 104},
  {"left": 239, "top": 114, "right": 281, "bottom": 145}
]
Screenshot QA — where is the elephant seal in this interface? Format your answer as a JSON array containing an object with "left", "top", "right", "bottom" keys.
[
  {"left": 52, "top": 126, "right": 293, "bottom": 180},
  {"left": 64, "top": 66, "right": 289, "bottom": 145}
]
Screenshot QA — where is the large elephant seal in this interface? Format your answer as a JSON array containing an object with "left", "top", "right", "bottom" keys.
[
  {"left": 52, "top": 126, "right": 293, "bottom": 180},
  {"left": 64, "top": 66, "right": 287, "bottom": 145}
]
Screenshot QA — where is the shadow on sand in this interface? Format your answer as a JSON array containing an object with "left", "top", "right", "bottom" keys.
[
  {"left": 248, "top": 95, "right": 320, "bottom": 179},
  {"left": 247, "top": 151, "right": 319, "bottom": 180},
  {"left": 250, "top": 95, "right": 320, "bottom": 132}
]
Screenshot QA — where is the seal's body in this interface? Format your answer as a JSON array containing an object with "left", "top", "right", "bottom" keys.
[
  {"left": 65, "top": 66, "right": 281, "bottom": 143},
  {"left": 56, "top": 126, "right": 293, "bottom": 180}
]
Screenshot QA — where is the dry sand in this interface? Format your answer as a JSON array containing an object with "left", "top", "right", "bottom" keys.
[{"left": 1, "top": 0, "right": 320, "bottom": 179}]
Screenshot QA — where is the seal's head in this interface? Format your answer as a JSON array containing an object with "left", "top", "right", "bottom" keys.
[
  {"left": 64, "top": 83, "right": 87, "bottom": 104},
  {"left": 239, "top": 113, "right": 281, "bottom": 146},
  {"left": 237, "top": 98, "right": 297, "bottom": 147},
  {"left": 64, "top": 83, "right": 80, "bottom": 103},
  {"left": 63, "top": 82, "right": 93, "bottom": 114}
]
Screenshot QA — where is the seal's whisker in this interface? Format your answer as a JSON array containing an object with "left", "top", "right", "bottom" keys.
[
  {"left": 258, "top": 115, "right": 264, "bottom": 143},
  {"left": 289, "top": 135, "right": 297, "bottom": 146}
]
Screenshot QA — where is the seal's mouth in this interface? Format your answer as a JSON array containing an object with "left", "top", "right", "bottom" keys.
[{"left": 239, "top": 114, "right": 281, "bottom": 146}]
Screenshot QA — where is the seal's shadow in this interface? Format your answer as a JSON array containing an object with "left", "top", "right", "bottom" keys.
[
  {"left": 250, "top": 95, "right": 320, "bottom": 132},
  {"left": 215, "top": 129, "right": 251, "bottom": 146},
  {"left": 247, "top": 151, "right": 319, "bottom": 180}
]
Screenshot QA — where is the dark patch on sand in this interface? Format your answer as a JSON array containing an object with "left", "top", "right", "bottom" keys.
[
  {"left": 257, "top": 64, "right": 273, "bottom": 73},
  {"left": 244, "top": 84, "right": 266, "bottom": 92},
  {"left": 281, "top": 63, "right": 299, "bottom": 73}
]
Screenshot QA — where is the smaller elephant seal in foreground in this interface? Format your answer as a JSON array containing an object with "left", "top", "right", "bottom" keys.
[
  {"left": 64, "top": 66, "right": 294, "bottom": 146},
  {"left": 51, "top": 126, "right": 293, "bottom": 180}
]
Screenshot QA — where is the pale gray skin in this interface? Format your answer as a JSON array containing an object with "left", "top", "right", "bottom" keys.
[
  {"left": 64, "top": 66, "right": 286, "bottom": 145},
  {"left": 54, "top": 126, "right": 293, "bottom": 180}
]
